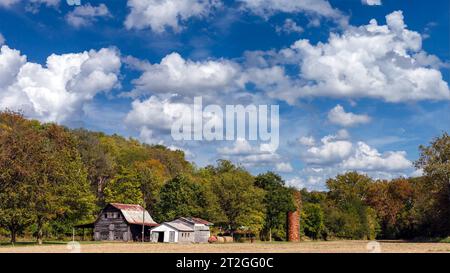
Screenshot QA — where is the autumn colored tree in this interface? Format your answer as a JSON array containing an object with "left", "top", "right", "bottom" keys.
[
  {"left": 367, "top": 178, "right": 415, "bottom": 238},
  {"left": 0, "top": 112, "right": 36, "bottom": 242},
  {"left": 73, "top": 129, "right": 116, "bottom": 204},
  {"left": 416, "top": 132, "right": 450, "bottom": 236},
  {"left": 325, "top": 172, "right": 379, "bottom": 240},
  {"left": 0, "top": 112, "right": 95, "bottom": 244}
]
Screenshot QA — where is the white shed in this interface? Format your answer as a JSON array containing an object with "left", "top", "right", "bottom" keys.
[
  {"left": 150, "top": 217, "right": 213, "bottom": 243},
  {"left": 173, "top": 217, "right": 213, "bottom": 243},
  {"left": 150, "top": 222, "right": 194, "bottom": 243}
]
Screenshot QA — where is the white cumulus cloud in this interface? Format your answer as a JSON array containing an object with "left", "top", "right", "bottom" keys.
[
  {"left": 260, "top": 11, "right": 450, "bottom": 103},
  {"left": 127, "top": 52, "right": 242, "bottom": 98},
  {"left": 238, "top": 0, "right": 346, "bottom": 25},
  {"left": 275, "top": 162, "right": 294, "bottom": 172},
  {"left": 362, "top": 0, "right": 381, "bottom": 6},
  {"left": 125, "top": 0, "right": 220, "bottom": 33},
  {"left": 328, "top": 104, "right": 371, "bottom": 127},
  {"left": 0, "top": 0, "right": 59, "bottom": 11},
  {"left": 276, "top": 18, "right": 304, "bottom": 34},
  {"left": 299, "top": 131, "right": 412, "bottom": 172},
  {"left": 217, "top": 139, "right": 282, "bottom": 168},
  {"left": 294, "top": 131, "right": 413, "bottom": 190},
  {"left": 0, "top": 44, "right": 121, "bottom": 123},
  {"left": 66, "top": 3, "right": 111, "bottom": 28}
]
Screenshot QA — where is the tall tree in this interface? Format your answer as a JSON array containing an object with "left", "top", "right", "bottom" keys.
[
  {"left": 73, "top": 129, "right": 115, "bottom": 204},
  {"left": 155, "top": 175, "right": 204, "bottom": 222},
  {"left": 103, "top": 166, "right": 144, "bottom": 205},
  {"left": 0, "top": 112, "right": 95, "bottom": 244},
  {"left": 255, "top": 172, "right": 295, "bottom": 241},
  {"left": 325, "top": 172, "right": 378, "bottom": 240},
  {"left": 415, "top": 132, "right": 450, "bottom": 236},
  {"left": 0, "top": 112, "right": 36, "bottom": 242},
  {"left": 211, "top": 161, "right": 265, "bottom": 235},
  {"left": 31, "top": 124, "right": 95, "bottom": 244},
  {"left": 134, "top": 159, "right": 167, "bottom": 214},
  {"left": 302, "top": 203, "right": 325, "bottom": 240}
]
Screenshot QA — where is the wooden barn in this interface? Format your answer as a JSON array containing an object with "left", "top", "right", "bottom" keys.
[
  {"left": 150, "top": 217, "right": 213, "bottom": 243},
  {"left": 83, "top": 203, "right": 159, "bottom": 242}
]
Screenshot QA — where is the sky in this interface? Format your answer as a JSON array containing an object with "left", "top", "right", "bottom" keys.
[{"left": 0, "top": 0, "right": 449, "bottom": 190}]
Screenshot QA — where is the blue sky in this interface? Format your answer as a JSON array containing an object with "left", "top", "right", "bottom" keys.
[{"left": 0, "top": 0, "right": 449, "bottom": 190}]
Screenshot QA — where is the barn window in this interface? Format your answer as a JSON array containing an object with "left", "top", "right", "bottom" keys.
[
  {"left": 104, "top": 213, "right": 107, "bottom": 219},
  {"left": 107, "top": 212, "right": 116, "bottom": 218}
]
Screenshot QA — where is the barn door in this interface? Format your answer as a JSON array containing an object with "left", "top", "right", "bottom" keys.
[
  {"left": 151, "top": 232, "right": 158, "bottom": 242},
  {"left": 169, "top": 231, "right": 175, "bottom": 242}
]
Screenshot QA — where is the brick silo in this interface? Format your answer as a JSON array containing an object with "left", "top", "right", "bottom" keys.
[{"left": 287, "top": 190, "right": 301, "bottom": 242}]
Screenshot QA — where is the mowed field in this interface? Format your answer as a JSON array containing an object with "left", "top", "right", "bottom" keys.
[{"left": 1, "top": 240, "right": 450, "bottom": 253}]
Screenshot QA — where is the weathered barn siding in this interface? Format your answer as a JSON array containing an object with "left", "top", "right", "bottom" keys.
[
  {"left": 92, "top": 203, "right": 158, "bottom": 242},
  {"left": 94, "top": 206, "right": 131, "bottom": 241}
]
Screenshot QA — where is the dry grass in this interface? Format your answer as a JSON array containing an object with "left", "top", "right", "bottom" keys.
[{"left": 1, "top": 240, "right": 450, "bottom": 253}]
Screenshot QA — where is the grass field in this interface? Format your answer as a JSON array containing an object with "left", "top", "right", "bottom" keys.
[{"left": 0, "top": 240, "right": 450, "bottom": 253}]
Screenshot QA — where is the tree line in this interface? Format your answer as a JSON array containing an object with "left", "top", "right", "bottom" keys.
[{"left": 0, "top": 111, "right": 449, "bottom": 243}]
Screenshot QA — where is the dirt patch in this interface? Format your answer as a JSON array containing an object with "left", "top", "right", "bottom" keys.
[{"left": 1, "top": 240, "right": 450, "bottom": 253}]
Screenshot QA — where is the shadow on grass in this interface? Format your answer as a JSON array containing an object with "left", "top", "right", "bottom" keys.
[{"left": 0, "top": 240, "right": 101, "bottom": 247}]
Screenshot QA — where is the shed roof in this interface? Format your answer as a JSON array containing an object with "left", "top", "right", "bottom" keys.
[
  {"left": 189, "top": 217, "right": 214, "bottom": 226},
  {"left": 178, "top": 217, "right": 214, "bottom": 226},
  {"left": 110, "top": 203, "right": 158, "bottom": 227},
  {"left": 165, "top": 221, "right": 194, "bottom": 232}
]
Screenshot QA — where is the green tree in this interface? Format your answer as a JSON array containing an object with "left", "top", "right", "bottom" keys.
[
  {"left": 155, "top": 175, "right": 204, "bottom": 221},
  {"left": 325, "top": 172, "right": 378, "bottom": 239},
  {"left": 31, "top": 124, "right": 95, "bottom": 244},
  {"left": 255, "top": 172, "right": 295, "bottom": 241},
  {"left": 134, "top": 159, "right": 167, "bottom": 215},
  {"left": 302, "top": 203, "right": 325, "bottom": 240},
  {"left": 73, "top": 129, "right": 115, "bottom": 205},
  {"left": 415, "top": 132, "right": 450, "bottom": 236},
  {"left": 211, "top": 161, "right": 265, "bottom": 235},
  {"left": 0, "top": 112, "right": 36, "bottom": 242},
  {"left": 0, "top": 113, "right": 95, "bottom": 244},
  {"left": 103, "top": 167, "right": 144, "bottom": 205}
]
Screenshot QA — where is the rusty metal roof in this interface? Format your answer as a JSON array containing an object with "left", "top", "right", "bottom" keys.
[
  {"left": 189, "top": 217, "right": 213, "bottom": 226},
  {"left": 110, "top": 203, "right": 158, "bottom": 226}
]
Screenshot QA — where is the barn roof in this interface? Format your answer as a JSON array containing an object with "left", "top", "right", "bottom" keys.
[{"left": 110, "top": 203, "right": 158, "bottom": 227}]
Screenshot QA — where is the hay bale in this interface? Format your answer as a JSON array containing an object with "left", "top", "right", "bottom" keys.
[
  {"left": 223, "top": 236, "right": 234, "bottom": 243},
  {"left": 208, "top": 236, "right": 218, "bottom": 244}
]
